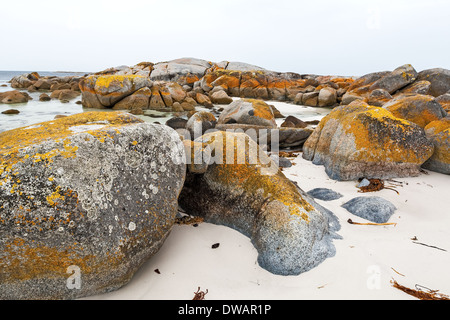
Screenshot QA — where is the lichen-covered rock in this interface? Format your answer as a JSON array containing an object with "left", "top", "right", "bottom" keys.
[
  {"left": 436, "top": 93, "right": 450, "bottom": 113},
  {"left": 383, "top": 94, "right": 447, "bottom": 128},
  {"left": 10, "top": 74, "right": 35, "bottom": 89},
  {"left": 422, "top": 118, "right": 450, "bottom": 174},
  {"left": 367, "top": 89, "right": 392, "bottom": 107},
  {"left": 342, "top": 196, "right": 396, "bottom": 223},
  {"left": 302, "top": 102, "right": 435, "bottom": 180},
  {"left": 307, "top": 188, "right": 343, "bottom": 201},
  {"left": 397, "top": 80, "right": 431, "bottom": 95},
  {"left": 345, "top": 71, "right": 391, "bottom": 97},
  {"left": 417, "top": 68, "right": 450, "bottom": 97},
  {"left": 150, "top": 58, "right": 212, "bottom": 82},
  {"left": 218, "top": 99, "right": 276, "bottom": 128},
  {"left": 0, "top": 112, "right": 186, "bottom": 299},
  {"left": 369, "top": 64, "right": 417, "bottom": 94},
  {"left": 79, "top": 75, "right": 152, "bottom": 109},
  {"left": 318, "top": 87, "right": 337, "bottom": 107},
  {"left": 210, "top": 90, "right": 233, "bottom": 104},
  {"left": 0, "top": 90, "right": 32, "bottom": 104},
  {"left": 179, "top": 131, "right": 339, "bottom": 275},
  {"left": 185, "top": 111, "right": 217, "bottom": 137}
]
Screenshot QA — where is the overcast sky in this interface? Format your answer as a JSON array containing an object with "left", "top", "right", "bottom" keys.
[{"left": 1, "top": 0, "right": 449, "bottom": 76}]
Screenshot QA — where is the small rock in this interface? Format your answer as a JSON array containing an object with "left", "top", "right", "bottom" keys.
[
  {"left": 307, "top": 188, "right": 343, "bottom": 201},
  {"left": 1, "top": 109, "right": 20, "bottom": 114},
  {"left": 39, "top": 93, "right": 51, "bottom": 102},
  {"left": 342, "top": 196, "right": 396, "bottom": 223},
  {"left": 211, "top": 243, "right": 220, "bottom": 249}
]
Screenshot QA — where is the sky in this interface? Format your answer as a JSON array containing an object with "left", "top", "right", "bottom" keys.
[{"left": 1, "top": 0, "right": 449, "bottom": 76}]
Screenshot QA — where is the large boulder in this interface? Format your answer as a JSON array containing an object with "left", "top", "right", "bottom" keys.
[
  {"left": 369, "top": 64, "right": 417, "bottom": 94},
  {"left": 302, "top": 102, "right": 435, "bottom": 180},
  {"left": 0, "top": 90, "right": 32, "bottom": 104},
  {"left": 10, "top": 74, "right": 36, "bottom": 89},
  {"left": 178, "top": 131, "right": 340, "bottom": 275},
  {"left": 422, "top": 118, "right": 450, "bottom": 174},
  {"left": 210, "top": 90, "right": 233, "bottom": 104},
  {"left": 217, "top": 99, "right": 276, "bottom": 128},
  {"left": 417, "top": 68, "right": 450, "bottom": 97},
  {"left": 79, "top": 75, "right": 152, "bottom": 109},
  {"left": 150, "top": 58, "right": 212, "bottom": 83},
  {"left": 0, "top": 112, "right": 186, "bottom": 299},
  {"left": 436, "top": 93, "right": 450, "bottom": 113},
  {"left": 383, "top": 94, "right": 447, "bottom": 128},
  {"left": 318, "top": 87, "right": 337, "bottom": 107}
]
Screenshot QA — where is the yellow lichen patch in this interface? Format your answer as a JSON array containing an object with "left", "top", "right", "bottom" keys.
[
  {"left": 340, "top": 106, "right": 430, "bottom": 163},
  {"left": 0, "top": 111, "right": 142, "bottom": 167},
  {"left": 46, "top": 186, "right": 65, "bottom": 207},
  {"left": 94, "top": 75, "right": 144, "bottom": 90},
  {"left": 0, "top": 237, "right": 130, "bottom": 285},
  {"left": 243, "top": 99, "right": 274, "bottom": 121},
  {"left": 203, "top": 132, "right": 314, "bottom": 222}
]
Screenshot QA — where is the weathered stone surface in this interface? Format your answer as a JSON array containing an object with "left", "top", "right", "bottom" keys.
[
  {"left": 397, "top": 80, "right": 431, "bottom": 95},
  {"left": 417, "top": 68, "right": 450, "bottom": 97},
  {"left": 150, "top": 58, "right": 212, "bottom": 82},
  {"left": 50, "top": 89, "right": 80, "bottom": 102},
  {"left": 1, "top": 109, "right": 20, "bottom": 115},
  {"left": 342, "top": 196, "right": 396, "bottom": 223},
  {"left": 307, "top": 188, "right": 343, "bottom": 201},
  {"left": 39, "top": 93, "right": 51, "bottom": 102},
  {"left": 281, "top": 115, "right": 308, "bottom": 129},
  {"left": 185, "top": 111, "right": 217, "bottom": 137},
  {"left": 369, "top": 64, "right": 417, "bottom": 94},
  {"left": 302, "top": 102, "right": 435, "bottom": 180},
  {"left": 179, "top": 131, "right": 340, "bottom": 275},
  {"left": 383, "top": 94, "right": 447, "bottom": 128},
  {"left": 79, "top": 75, "right": 152, "bottom": 108},
  {"left": 0, "top": 112, "right": 186, "bottom": 300},
  {"left": 210, "top": 90, "right": 233, "bottom": 104},
  {"left": 10, "top": 74, "right": 35, "bottom": 89},
  {"left": 217, "top": 99, "right": 276, "bottom": 128},
  {"left": 0, "top": 90, "right": 32, "bottom": 104},
  {"left": 436, "top": 93, "right": 450, "bottom": 112},
  {"left": 318, "top": 87, "right": 337, "bottom": 107},
  {"left": 367, "top": 89, "right": 392, "bottom": 107},
  {"left": 112, "top": 86, "right": 152, "bottom": 112},
  {"left": 345, "top": 71, "right": 390, "bottom": 97},
  {"left": 422, "top": 118, "right": 450, "bottom": 174}
]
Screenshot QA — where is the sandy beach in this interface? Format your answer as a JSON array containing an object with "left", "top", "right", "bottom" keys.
[{"left": 82, "top": 101, "right": 450, "bottom": 301}]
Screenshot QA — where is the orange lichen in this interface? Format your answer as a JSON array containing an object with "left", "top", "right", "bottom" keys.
[
  {"left": 243, "top": 99, "right": 274, "bottom": 121},
  {"left": 202, "top": 132, "right": 313, "bottom": 222}
]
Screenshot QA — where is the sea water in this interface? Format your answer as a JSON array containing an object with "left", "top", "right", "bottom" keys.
[{"left": 0, "top": 71, "right": 86, "bottom": 132}]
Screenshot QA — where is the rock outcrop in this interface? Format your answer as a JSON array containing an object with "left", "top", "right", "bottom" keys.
[
  {"left": 302, "top": 102, "right": 435, "bottom": 180},
  {"left": 382, "top": 94, "right": 447, "bottom": 128},
  {"left": 422, "top": 118, "right": 450, "bottom": 174},
  {"left": 0, "top": 90, "right": 32, "bottom": 104},
  {"left": 179, "top": 131, "right": 340, "bottom": 276},
  {"left": 0, "top": 112, "right": 186, "bottom": 299}
]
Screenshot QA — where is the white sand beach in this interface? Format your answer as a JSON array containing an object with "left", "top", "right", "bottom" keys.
[{"left": 84, "top": 101, "right": 450, "bottom": 301}]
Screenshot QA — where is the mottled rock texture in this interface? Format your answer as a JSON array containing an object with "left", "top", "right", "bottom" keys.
[
  {"left": 0, "top": 112, "right": 186, "bottom": 300},
  {"left": 422, "top": 118, "right": 450, "bottom": 174},
  {"left": 342, "top": 196, "right": 396, "bottom": 223},
  {"left": 383, "top": 94, "right": 447, "bottom": 128},
  {"left": 179, "top": 131, "right": 340, "bottom": 276},
  {"left": 302, "top": 102, "right": 435, "bottom": 180}
]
